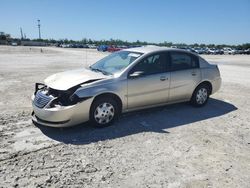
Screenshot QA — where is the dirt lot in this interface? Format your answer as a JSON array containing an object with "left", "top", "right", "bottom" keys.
[{"left": 0, "top": 46, "right": 249, "bottom": 188}]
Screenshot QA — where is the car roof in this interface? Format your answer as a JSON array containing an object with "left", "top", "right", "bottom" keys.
[{"left": 123, "top": 46, "right": 196, "bottom": 55}]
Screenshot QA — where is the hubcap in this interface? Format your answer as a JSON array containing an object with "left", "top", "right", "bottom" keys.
[
  {"left": 196, "top": 88, "right": 208, "bottom": 104},
  {"left": 94, "top": 102, "right": 115, "bottom": 124}
]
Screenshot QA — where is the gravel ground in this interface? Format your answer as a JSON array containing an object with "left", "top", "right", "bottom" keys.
[{"left": 0, "top": 46, "right": 249, "bottom": 188}]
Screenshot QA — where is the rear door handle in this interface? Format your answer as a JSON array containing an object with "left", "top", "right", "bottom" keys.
[
  {"left": 160, "top": 76, "right": 167, "bottom": 81},
  {"left": 191, "top": 72, "right": 197, "bottom": 76}
]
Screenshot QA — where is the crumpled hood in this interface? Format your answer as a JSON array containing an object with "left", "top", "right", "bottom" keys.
[{"left": 44, "top": 68, "right": 108, "bottom": 90}]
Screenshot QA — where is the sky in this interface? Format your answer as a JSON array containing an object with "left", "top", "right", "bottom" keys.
[{"left": 1, "top": 0, "right": 250, "bottom": 45}]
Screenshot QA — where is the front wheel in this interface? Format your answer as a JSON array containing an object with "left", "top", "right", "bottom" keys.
[
  {"left": 90, "top": 97, "right": 118, "bottom": 127},
  {"left": 190, "top": 84, "right": 210, "bottom": 107}
]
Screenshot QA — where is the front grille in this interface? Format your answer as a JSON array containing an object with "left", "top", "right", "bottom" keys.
[{"left": 34, "top": 91, "right": 53, "bottom": 108}]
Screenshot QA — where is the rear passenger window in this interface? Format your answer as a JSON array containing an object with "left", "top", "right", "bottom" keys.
[{"left": 170, "top": 52, "right": 199, "bottom": 71}]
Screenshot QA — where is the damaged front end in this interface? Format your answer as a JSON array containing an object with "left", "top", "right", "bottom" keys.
[
  {"left": 33, "top": 82, "right": 94, "bottom": 109},
  {"left": 31, "top": 68, "right": 109, "bottom": 127},
  {"left": 32, "top": 81, "right": 98, "bottom": 127}
]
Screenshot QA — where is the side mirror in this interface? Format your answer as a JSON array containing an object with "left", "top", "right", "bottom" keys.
[{"left": 129, "top": 71, "right": 144, "bottom": 78}]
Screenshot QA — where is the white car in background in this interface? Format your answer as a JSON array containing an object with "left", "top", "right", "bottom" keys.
[
  {"left": 88, "top": 44, "right": 97, "bottom": 49},
  {"left": 223, "top": 48, "right": 236, "bottom": 55},
  {"left": 11, "top": 42, "right": 18, "bottom": 46}
]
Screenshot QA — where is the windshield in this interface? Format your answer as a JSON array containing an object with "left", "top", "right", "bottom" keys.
[{"left": 90, "top": 51, "right": 143, "bottom": 75}]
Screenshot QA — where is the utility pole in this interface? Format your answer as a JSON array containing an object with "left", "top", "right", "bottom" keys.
[
  {"left": 20, "top": 27, "right": 23, "bottom": 40},
  {"left": 37, "top": 19, "right": 41, "bottom": 39}
]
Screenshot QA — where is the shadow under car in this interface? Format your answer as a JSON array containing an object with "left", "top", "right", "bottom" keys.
[{"left": 35, "top": 98, "right": 237, "bottom": 145}]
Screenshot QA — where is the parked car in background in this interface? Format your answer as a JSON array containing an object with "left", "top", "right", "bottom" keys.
[
  {"left": 11, "top": 42, "right": 18, "bottom": 46},
  {"left": 209, "top": 48, "right": 224, "bottom": 55},
  {"left": 72, "top": 44, "right": 82, "bottom": 48},
  {"left": 97, "top": 45, "right": 109, "bottom": 52},
  {"left": 235, "top": 49, "right": 244, "bottom": 54},
  {"left": 61, "top": 44, "right": 75, "bottom": 48},
  {"left": 107, "top": 45, "right": 123, "bottom": 52},
  {"left": 223, "top": 48, "right": 236, "bottom": 55},
  {"left": 217, "top": 49, "right": 224, "bottom": 55},
  {"left": 207, "top": 48, "right": 218, "bottom": 55},
  {"left": 244, "top": 49, "right": 250, "bottom": 54},
  {"left": 170, "top": 46, "right": 177, "bottom": 49},
  {"left": 88, "top": 44, "right": 97, "bottom": 49},
  {"left": 194, "top": 48, "right": 206, "bottom": 54},
  {"left": 32, "top": 46, "right": 221, "bottom": 127},
  {"left": 177, "top": 46, "right": 196, "bottom": 53}
]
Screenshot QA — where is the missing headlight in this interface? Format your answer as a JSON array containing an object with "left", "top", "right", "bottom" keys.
[
  {"left": 69, "top": 94, "right": 92, "bottom": 105},
  {"left": 49, "top": 94, "right": 91, "bottom": 107},
  {"left": 35, "top": 82, "right": 93, "bottom": 107}
]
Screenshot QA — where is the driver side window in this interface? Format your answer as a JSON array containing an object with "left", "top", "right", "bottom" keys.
[{"left": 131, "top": 53, "right": 167, "bottom": 75}]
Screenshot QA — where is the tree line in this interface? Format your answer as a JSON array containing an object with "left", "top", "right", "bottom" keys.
[{"left": 1, "top": 32, "right": 250, "bottom": 49}]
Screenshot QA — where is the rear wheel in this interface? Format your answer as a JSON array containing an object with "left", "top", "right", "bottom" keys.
[
  {"left": 191, "top": 84, "right": 210, "bottom": 107},
  {"left": 90, "top": 97, "right": 118, "bottom": 127}
]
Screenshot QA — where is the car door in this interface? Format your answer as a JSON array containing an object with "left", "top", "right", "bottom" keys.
[
  {"left": 169, "top": 51, "right": 201, "bottom": 102},
  {"left": 127, "top": 52, "right": 170, "bottom": 109}
]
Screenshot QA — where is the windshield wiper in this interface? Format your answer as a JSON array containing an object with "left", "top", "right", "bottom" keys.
[{"left": 90, "top": 67, "right": 112, "bottom": 75}]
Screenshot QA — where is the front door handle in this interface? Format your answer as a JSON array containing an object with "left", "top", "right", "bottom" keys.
[
  {"left": 160, "top": 76, "right": 167, "bottom": 81},
  {"left": 191, "top": 72, "right": 197, "bottom": 76}
]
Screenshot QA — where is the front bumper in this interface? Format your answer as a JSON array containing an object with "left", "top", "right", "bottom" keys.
[{"left": 32, "top": 95, "right": 93, "bottom": 127}]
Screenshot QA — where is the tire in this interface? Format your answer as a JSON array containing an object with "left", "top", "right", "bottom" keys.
[
  {"left": 190, "top": 84, "right": 210, "bottom": 107},
  {"left": 90, "top": 97, "right": 119, "bottom": 127}
]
